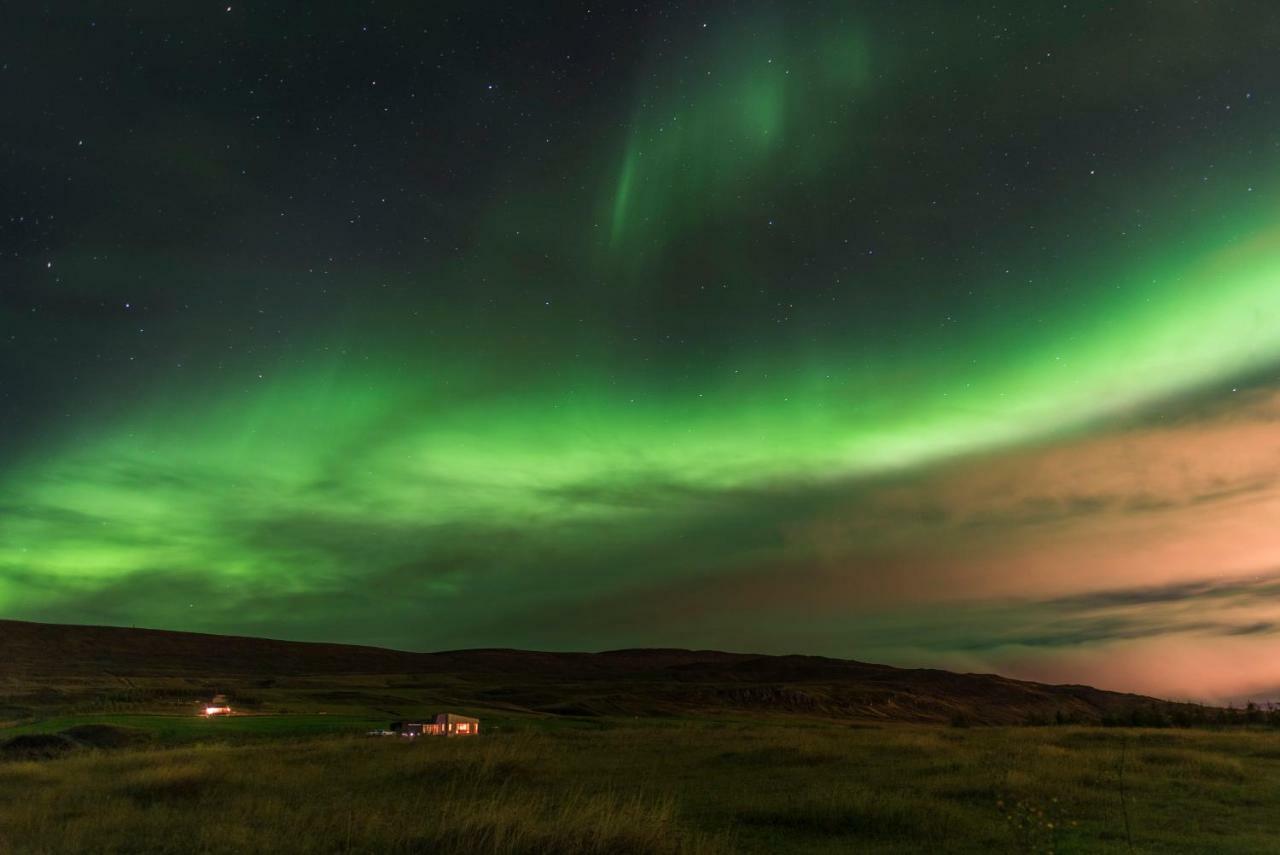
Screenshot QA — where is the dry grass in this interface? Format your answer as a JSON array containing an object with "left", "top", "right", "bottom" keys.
[
  {"left": 0, "top": 734, "right": 725, "bottom": 855},
  {"left": 3, "top": 721, "right": 1280, "bottom": 853}
]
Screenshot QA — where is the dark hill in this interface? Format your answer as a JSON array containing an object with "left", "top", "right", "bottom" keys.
[{"left": 0, "top": 619, "right": 1193, "bottom": 725}]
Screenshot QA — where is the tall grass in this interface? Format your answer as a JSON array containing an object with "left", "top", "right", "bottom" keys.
[
  {"left": 4, "top": 722, "right": 1280, "bottom": 853},
  {"left": 0, "top": 734, "right": 725, "bottom": 854}
]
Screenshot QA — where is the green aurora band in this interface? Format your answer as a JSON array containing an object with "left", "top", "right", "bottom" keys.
[
  {"left": 6, "top": 206, "right": 1280, "bottom": 627},
  {"left": 4, "top": 3, "right": 1280, "bottom": 654}
]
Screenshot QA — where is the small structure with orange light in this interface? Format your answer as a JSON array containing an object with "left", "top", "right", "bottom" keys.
[
  {"left": 390, "top": 713, "right": 479, "bottom": 737},
  {"left": 202, "top": 694, "right": 233, "bottom": 717}
]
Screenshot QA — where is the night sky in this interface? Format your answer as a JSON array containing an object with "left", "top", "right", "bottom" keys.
[{"left": 5, "top": 2, "right": 1280, "bottom": 700}]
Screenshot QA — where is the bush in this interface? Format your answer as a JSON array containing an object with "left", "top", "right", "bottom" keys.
[{"left": 0, "top": 733, "right": 78, "bottom": 761}]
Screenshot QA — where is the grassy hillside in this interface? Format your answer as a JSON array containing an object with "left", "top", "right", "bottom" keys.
[
  {"left": 0, "top": 619, "right": 1198, "bottom": 726},
  {"left": 4, "top": 720, "right": 1280, "bottom": 854},
  {"left": 2, "top": 620, "right": 1273, "bottom": 853}
]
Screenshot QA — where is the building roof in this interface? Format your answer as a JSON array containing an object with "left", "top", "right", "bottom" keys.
[{"left": 435, "top": 713, "right": 479, "bottom": 724}]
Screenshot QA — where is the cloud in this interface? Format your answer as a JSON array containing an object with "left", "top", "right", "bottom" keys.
[
  {"left": 1045, "top": 571, "right": 1280, "bottom": 611},
  {"left": 5, "top": 376, "right": 1280, "bottom": 698}
]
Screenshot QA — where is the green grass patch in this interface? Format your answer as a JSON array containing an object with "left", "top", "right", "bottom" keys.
[{"left": 3, "top": 713, "right": 386, "bottom": 743}]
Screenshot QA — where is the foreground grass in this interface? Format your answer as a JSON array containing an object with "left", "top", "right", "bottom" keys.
[{"left": 2, "top": 721, "right": 1280, "bottom": 853}]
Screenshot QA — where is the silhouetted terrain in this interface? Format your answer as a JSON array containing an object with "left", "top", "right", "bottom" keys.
[{"left": 0, "top": 619, "right": 1195, "bottom": 726}]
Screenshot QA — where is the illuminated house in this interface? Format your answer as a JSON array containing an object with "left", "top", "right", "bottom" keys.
[
  {"left": 203, "top": 694, "right": 232, "bottom": 716},
  {"left": 433, "top": 713, "right": 479, "bottom": 735},
  {"left": 393, "top": 713, "right": 479, "bottom": 736}
]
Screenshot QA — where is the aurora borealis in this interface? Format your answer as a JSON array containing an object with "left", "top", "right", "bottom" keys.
[{"left": 5, "top": 2, "right": 1280, "bottom": 699}]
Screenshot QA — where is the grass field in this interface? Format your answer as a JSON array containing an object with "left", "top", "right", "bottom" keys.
[
  {"left": 3, "top": 718, "right": 1280, "bottom": 853},
  {"left": 2, "top": 713, "right": 387, "bottom": 743},
  {"left": 3, "top": 624, "right": 1275, "bottom": 852}
]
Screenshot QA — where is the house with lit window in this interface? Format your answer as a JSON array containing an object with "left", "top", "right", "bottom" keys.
[
  {"left": 202, "top": 694, "right": 232, "bottom": 716},
  {"left": 391, "top": 713, "right": 479, "bottom": 737},
  {"left": 432, "top": 713, "right": 478, "bottom": 735}
]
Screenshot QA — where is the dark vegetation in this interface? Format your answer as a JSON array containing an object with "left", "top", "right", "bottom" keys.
[
  {"left": 0, "top": 732, "right": 78, "bottom": 761},
  {"left": 0, "top": 723, "right": 148, "bottom": 761},
  {"left": 1037, "top": 700, "right": 1280, "bottom": 729}
]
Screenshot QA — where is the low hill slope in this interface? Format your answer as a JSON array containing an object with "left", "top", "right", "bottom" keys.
[{"left": 0, "top": 619, "right": 1191, "bottom": 725}]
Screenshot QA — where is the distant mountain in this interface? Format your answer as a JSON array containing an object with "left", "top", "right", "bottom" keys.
[{"left": 0, "top": 619, "right": 1197, "bottom": 725}]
